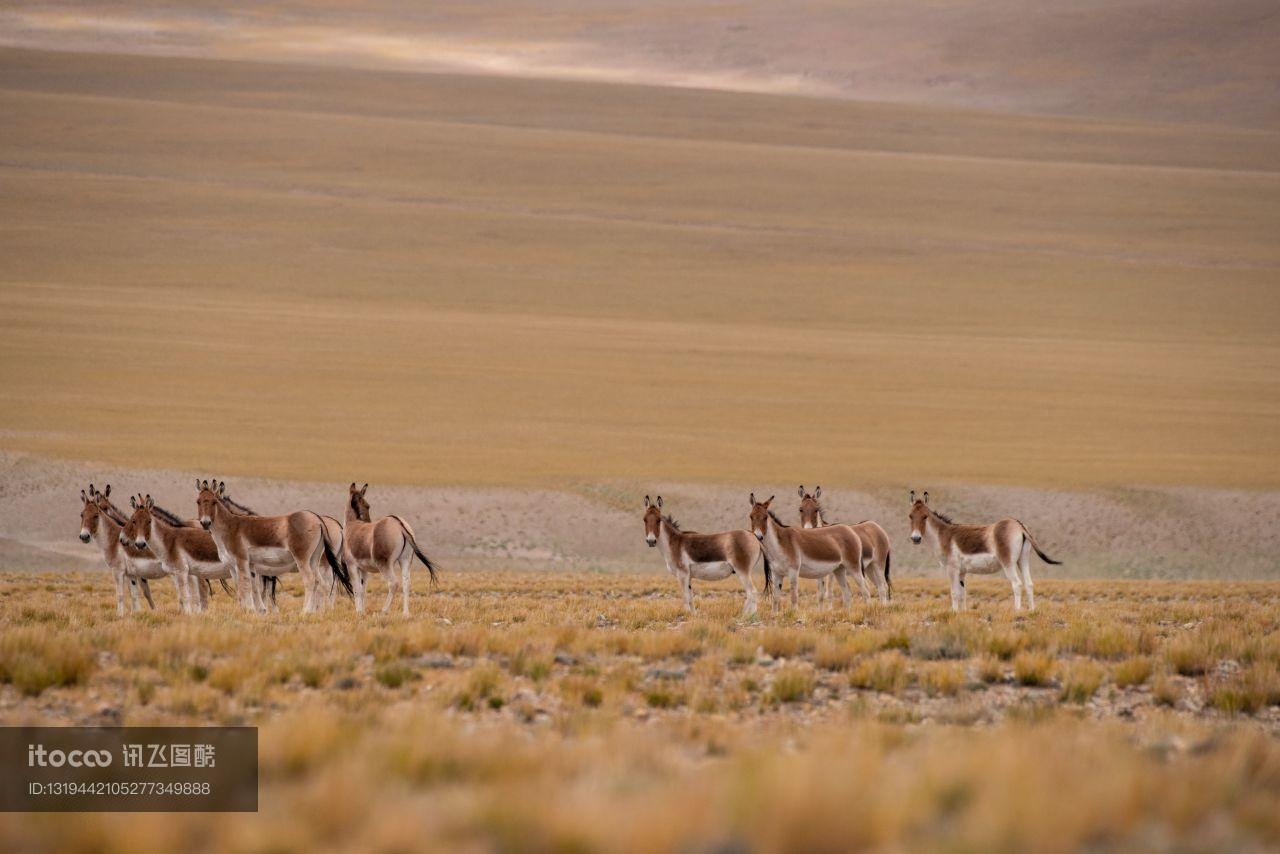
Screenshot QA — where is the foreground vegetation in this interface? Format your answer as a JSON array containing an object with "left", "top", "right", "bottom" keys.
[{"left": 1, "top": 571, "right": 1278, "bottom": 851}]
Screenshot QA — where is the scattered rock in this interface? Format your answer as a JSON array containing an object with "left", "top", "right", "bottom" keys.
[
  {"left": 414, "top": 654, "right": 455, "bottom": 669},
  {"left": 554, "top": 652, "right": 578, "bottom": 666},
  {"left": 647, "top": 666, "right": 688, "bottom": 681},
  {"left": 437, "top": 617, "right": 453, "bottom": 627},
  {"left": 334, "top": 677, "right": 358, "bottom": 690}
]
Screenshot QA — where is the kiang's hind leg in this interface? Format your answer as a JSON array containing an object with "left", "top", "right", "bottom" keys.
[
  {"left": 1018, "top": 541, "right": 1036, "bottom": 611},
  {"left": 833, "top": 567, "right": 854, "bottom": 608},
  {"left": 382, "top": 565, "right": 396, "bottom": 614},
  {"left": 733, "top": 559, "right": 758, "bottom": 618},
  {"left": 816, "top": 575, "right": 828, "bottom": 607},
  {"left": 139, "top": 578, "right": 156, "bottom": 610},
  {"left": 1001, "top": 556, "right": 1024, "bottom": 611}
]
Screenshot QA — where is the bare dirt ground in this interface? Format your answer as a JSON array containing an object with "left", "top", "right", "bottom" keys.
[{"left": 9, "top": 452, "right": 1280, "bottom": 579}]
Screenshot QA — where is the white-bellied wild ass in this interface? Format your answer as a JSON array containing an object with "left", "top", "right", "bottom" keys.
[
  {"left": 642, "top": 495, "right": 764, "bottom": 617},
  {"left": 797, "top": 486, "right": 893, "bottom": 604},
  {"left": 123, "top": 495, "right": 233, "bottom": 614},
  {"left": 907, "top": 490, "right": 1061, "bottom": 611},
  {"left": 93, "top": 484, "right": 231, "bottom": 607},
  {"left": 748, "top": 494, "right": 864, "bottom": 609},
  {"left": 197, "top": 480, "right": 350, "bottom": 614},
  {"left": 79, "top": 485, "right": 160, "bottom": 614},
  {"left": 345, "top": 483, "right": 438, "bottom": 616}
]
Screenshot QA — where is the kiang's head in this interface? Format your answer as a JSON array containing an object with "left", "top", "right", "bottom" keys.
[
  {"left": 642, "top": 495, "right": 663, "bottom": 546},
  {"left": 123, "top": 494, "right": 155, "bottom": 550},
  {"left": 748, "top": 493, "right": 775, "bottom": 541},
  {"left": 797, "top": 485, "right": 823, "bottom": 529},
  {"left": 908, "top": 490, "right": 931, "bottom": 544},
  {"left": 349, "top": 483, "right": 371, "bottom": 522},
  {"left": 196, "top": 479, "right": 225, "bottom": 530},
  {"left": 78, "top": 487, "right": 101, "bottom": 543}
]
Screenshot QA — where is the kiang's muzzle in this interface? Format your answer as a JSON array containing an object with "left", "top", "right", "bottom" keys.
[
  {"left": 910, "top": 532, "right": 922, "bottom": 544},
  {"left": 645, "top": 535, "right": 657, "bottom": 547},
  {"left": 754, "top": 530, "right": 764, "bottom": 542},
  {"left": 134, "top": 539, "right": 147, "bottom": 550},
  {"left": 201, "top": 518, "right": 212, "bottom": 530},
  {"left": 79, "top": 530, "right": 91, "bottom": 543}
]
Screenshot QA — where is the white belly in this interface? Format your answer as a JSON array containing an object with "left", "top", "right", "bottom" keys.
[
  {"left": 249, "top": 547, "right": 298, "bottom": 569},
  {"left": 124, "top": 557, "right": 168, "bottom": 580},
  {"left": 796, "top": 558, "right": 840, "bottom": 579},
  {"left": 687, "top": 561, "right": 734, "bottom": 581},
  {"left": 959, "top": 551, "right": 1000, "bottom": 573},
  {"left": 188, "top": 558, "right": 231, "bottom": 579}
]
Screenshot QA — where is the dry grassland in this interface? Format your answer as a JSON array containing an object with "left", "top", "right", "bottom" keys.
[
  {"left": 2, "top": 47, "right": 1278, "bottom": 488},
  {"left": 1, "top": 570, "right": 1278, "bottom": 851}
]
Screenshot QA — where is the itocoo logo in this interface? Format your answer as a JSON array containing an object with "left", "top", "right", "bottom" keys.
[{"left": 28, "top": 744, "right": 113, "bottom": 768}]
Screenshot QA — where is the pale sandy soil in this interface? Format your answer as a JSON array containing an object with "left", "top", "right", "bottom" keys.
[{"left": 7, "top": 452, "right": 1278, "bottom": 579}]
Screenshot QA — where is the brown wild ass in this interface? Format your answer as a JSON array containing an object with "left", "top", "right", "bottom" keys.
[
  {"left": 642, "top": 496, "right": 765, "bottom": 617},
  {"left": 124, "top": 495, "right": 233, "bottom": 614},
  {"left": 79, "top": 485, "right": 162, "bottom": 614},
  {"left": 797, "top": 486, "right": 893, "bottom": 604},
  {"left": 90, "top": 484, "right": 228, "bottom": 609},
  {"left": 748, "top": 494, "right": 864, "bottom": 610},
  {"left": 344, "top": 483, "right": 438, "bottom": 616},
  {"left": 907, "top": 490, "right": 1061, "bottom": 611},
  {"left": 197, "top": 480, "right": 349, "bottom": 614}
]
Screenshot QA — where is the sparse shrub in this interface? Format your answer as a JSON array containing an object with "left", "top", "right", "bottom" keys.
[
  {"left": 761, "top": 628, "right": 814, "bottom": 659},
  {"left": 987, "top": 630, "right": 1025, "bottom": 661},
  {"left": 645, "top": 686, "right": 685, "bottom": 708},
  {"left": 918, "top": 662, "right": 964, "bottom": 697},
  {"left": 1152, "top": 675, "right": 1182, "bottom": 707},
  {"left": 910, "top": 626, "right": 970, "bottom": 661},
  {"left": 976, "top": 657, "right": 1004, "bottom": 684},
  {"left": 0, "top": 630, "right": 95, "bottom": 696},
  {"left": 376, "top": 663, "right": 414, "bottom": 689},
  {"left": 1013, "top": 652, "right": 1054, "bottom": 687},
  {"left": 770, "top": 666, "right": 815, "bottom": 703},
  {"left": 1059, "top": 662, "right": 1104, "bottom": 703},
  {"left": 1166, "top": 638, "right": 1212, "bottom": 676},
  {"left": 850, "top": 652, "right": 907, "bottom": 694},
  {"left": 1112, "top": 657, "right": 1153, "bottom": 688}
]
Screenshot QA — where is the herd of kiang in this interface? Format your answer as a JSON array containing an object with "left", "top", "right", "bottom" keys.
[{"left": 79, "top": 480, "right": 1060, "bottom": 618}]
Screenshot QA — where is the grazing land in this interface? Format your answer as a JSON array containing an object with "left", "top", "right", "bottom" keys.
[{"left": 1, "top": 571, "right": 1278, "bottom": 851}]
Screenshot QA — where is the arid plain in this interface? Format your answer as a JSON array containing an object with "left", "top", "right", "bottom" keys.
[{"left": 1, "top": 2, "right": 1279, "bottom": 851}]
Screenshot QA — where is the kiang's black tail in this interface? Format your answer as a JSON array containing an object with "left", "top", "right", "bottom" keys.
[{"left": 315, "top": 514, "right": 353, "bottom": 596}]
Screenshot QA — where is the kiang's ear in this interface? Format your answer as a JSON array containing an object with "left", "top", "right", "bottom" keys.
[
  {"left": 360, "top": 483, "right": 368, "bottom": 495},
  {"left": 644, "top": 495, "right": 650, "bottom": 508},
  {"left": 909, "top": 489, "right": 915, "bottom": 504},
  {"left": 350, "top": 482, "right": 358, "bottom": 492},
  {"left": 196, "top": 478, "right": 202, "bottom": 491},
  {"left": 656, "top": 496, "right": 662, "bottom": 508},
  {"left": 81, "top": 489, "right": 89, "bottom": 503},
  {"left": 749, "top": 492, "right": 756, "bottom": 506},
  {"left": 217, "top": 481, "right": 226, "bottom": 497},
  {"left": 103, "top": 484, "right": 110, "bottom": 497},
  {"left": 767, "top": 495, "right": 775, "bottom": 505},
  {"left": 89, "top": 483, "right": 98, "bottom": 497},
  {"left": 814, "top": 486, "right": 822, "bottom": 499},
  {"left": 130, "top": 495, "right": 138, "bottom": 509},
  {"left": 797, "top": 485, "right": 805, "bottom": 498},
  {"left": 923, "top": 491, "right": 929, "bottom": 505}
]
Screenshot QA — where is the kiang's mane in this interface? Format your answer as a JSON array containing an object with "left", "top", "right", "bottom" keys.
[
  {"left": 767, "top": 510, "right": 790, "bottom": 528},
  {"left": 662, "top": 513, "right": 692, "bottom": 533},
  {"left": 221, "top": 494, "right": 257, "bottom": 515},
  {"left": 928, "top": 507, "right": 955, "bottom": 524},
  {"left": 97, "top": 498, "right": 129, "bottom": 526},
  {"left": 149, "top": 503, "right": 190, "bottom": 527}
]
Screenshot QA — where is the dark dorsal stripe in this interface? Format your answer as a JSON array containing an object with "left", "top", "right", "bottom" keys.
[
  {"left": 150, "top": 503, "right": 190, "bottom": 527},
  {"left": 222, "top": 494, "right": 257, "bottom": 516}
]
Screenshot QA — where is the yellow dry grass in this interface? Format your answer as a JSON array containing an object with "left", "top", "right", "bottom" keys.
[
  {"left": 1, "top": 47, "right": 1278, "bottom": 488},
  {"left": 1, "top": 570, "right": 1278, "bottom": 850}
]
